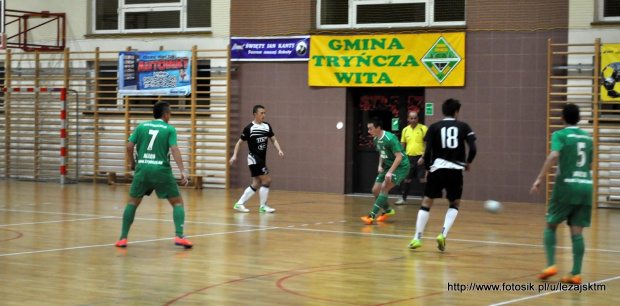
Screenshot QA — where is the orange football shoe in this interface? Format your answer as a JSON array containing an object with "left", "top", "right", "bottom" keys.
[
  {"left": 560, "top": 274, "right": 582, "bottom": 284},
  {"left": 115, "top": 238, "right": 127, "bottom": 248},
  {"left": 360, "top": 216, "right": 374, "bottom": 225},
  {"left": 539, "top": 266, "right": 558, "bottom": 280},
  {"left": 376, "top": 209, "right": 395, "bottom": 222},
  {"left": 174, "top": 236, "right": 194, "bottom": 249}
]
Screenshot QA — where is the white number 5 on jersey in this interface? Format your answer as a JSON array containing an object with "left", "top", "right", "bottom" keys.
[{"left": 576, "top": 142, "right": 586, "bottom": 167}]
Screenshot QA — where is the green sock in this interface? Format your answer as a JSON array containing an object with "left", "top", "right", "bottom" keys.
[
  {"left": 173, "top": 205, "right": 186, "bottom": 238},
  {"left": 380, "top": 193, "right": 391, "bottom": 212},
  {"left": 571, "top": 234, "right": 585, "bottom": 275},
  {"left": 543, "top": 227, "right": 556, "bottom": 267},
  {"left": 370, "top": 193, "right": 388, "bottom": 218},
  {"left": 119, "top": 204, "right": 137, "bottom": 240}
]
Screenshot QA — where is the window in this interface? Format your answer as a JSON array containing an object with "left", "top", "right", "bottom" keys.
[
  {"left": 597, "top": 0, "right": 620, "bottom": 22},
  {"left": 317, "top": 0, "right": 465, "bottom": 29},
  {"left": 92, "top": 0, "right": 211, "bottom": 34}
]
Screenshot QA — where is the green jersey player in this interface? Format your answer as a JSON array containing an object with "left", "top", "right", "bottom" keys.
[
  {"left": 361, "top": 117, "right": 410, "bottom": 224},
  {"left": 531, "top": 103, "right": 593, "bottom": 284},
  {"left": 115, "top": 102, "right": 193, "bottom": 249}
]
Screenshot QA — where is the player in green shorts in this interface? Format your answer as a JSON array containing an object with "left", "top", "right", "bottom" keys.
[
  {"left": 114, "top": 102, "right": 193, "bottom": 249},
  {"left": 531, "top": 103, "right": 593, "bottom": 284},
  {"left": 361, "top": 117, "right": 410, "bottom": 224}
]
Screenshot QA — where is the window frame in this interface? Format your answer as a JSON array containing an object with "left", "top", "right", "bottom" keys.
[
  {"left": 316, "top": 0, "right": 466, "bottom": 30},
  {"left": 91, "top": 0, "right": 211, "bottom": 34},
  {"left": 597, "top": 0, "right": 620, "bottom": 22}
]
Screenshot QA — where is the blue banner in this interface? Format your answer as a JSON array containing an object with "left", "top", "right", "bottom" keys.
[
  {"left": 118, "top": 51, "right": 192, "bottom": 96},
  {"left": 230, "top": 36, "right": 310, "bottom": 61}
]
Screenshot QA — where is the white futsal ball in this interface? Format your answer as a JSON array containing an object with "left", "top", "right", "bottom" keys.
[{"left": 484, "top": 200, "right": 503, "bottom": 213}]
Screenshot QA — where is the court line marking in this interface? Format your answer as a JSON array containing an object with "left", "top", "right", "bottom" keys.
[
  {"left": 0, "top": 227, "right": 280, "bottom": 257},
  {"left": 0, "top": 202, "right": 54, "bottom": 207},
  {"left": 280, "top": 227, "right": 620, "bottom": 254},
  {"left": 2, "top": 209, "right": 620, "bottom": 255},
  {"left": 3, "top": 201, "right": 617, "bottom": 303},
  {"left": 0, "top": 216, "right": 117, "bottom": 227},
  {"left": 163, "top": 257, "right": 408, "bottom": 305},
  {"left": 488, "top": 275, "right": 620, "bottom": 305},
  {"left": 0, "top": 208, "right": 104, "bottom": 217},
  {"left": 0, "top": 208, "right": 290, "bottom": 229}
]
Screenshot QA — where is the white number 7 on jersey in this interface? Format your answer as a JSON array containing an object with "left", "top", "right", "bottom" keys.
[{"left": 147, "top": 129, "right": 159, "bottom": 151}]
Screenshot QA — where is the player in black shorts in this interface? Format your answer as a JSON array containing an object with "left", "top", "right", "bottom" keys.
[
  {"left": 408, "top": 98, "right": 477, "bottom": 252},
  {"left": 229, "top": 105, "right": 284, "bottom": 213}
]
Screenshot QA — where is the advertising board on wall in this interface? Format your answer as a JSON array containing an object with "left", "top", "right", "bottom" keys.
[
  {"left": 118, "top": 51, "right": 192, "bottom": 96},
  {"left": 230, "top": 36, "right": 310, "bottom": 61},
  {"left": 309, "top": 33, "right": 466, "bottom": 87}
]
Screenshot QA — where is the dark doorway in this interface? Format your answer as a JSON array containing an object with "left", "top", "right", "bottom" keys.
[{"left": 346, "top": 87, "right": 425, "bottom": 195}]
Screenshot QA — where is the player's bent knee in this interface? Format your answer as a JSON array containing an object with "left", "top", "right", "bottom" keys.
[{"left": 167, "top": 196, "right": 184, "bottom": 207}]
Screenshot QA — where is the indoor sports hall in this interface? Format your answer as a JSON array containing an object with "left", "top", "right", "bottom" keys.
[{"left": 1, "top": 0, "right": 620, "bottom": 305}]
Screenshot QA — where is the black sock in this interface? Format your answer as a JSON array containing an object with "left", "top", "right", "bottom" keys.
[{"left": 401, "top": 182, "right": 411, "bottom": 200}]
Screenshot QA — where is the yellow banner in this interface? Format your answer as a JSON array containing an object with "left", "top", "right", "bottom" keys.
[
  {"left": 601, "top": 44, "right": 620, "bottom": 101},
  {"left": 309, "top": 33, "right": 465, "bottom": 87}
]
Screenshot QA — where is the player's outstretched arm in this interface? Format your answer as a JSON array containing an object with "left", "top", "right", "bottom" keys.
[
  {"left": 170, "top": 145, "right": 188, "bottom": 186},
  {"left": 270, "top": 136, "right": 285, "bottom": 159},
  {"left": 530, "top": 151, "right": 559, "bottom": 195},
  {"left": 229, "top": 139, "right": 244, "bottom": 165},
  {"left": 126, "top": 141, "right": 136, "bottom": 171}
]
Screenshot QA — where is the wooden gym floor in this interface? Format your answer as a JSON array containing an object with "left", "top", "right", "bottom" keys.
[{"left": 0, "top": 180, "right": 619, "bottom": 305}]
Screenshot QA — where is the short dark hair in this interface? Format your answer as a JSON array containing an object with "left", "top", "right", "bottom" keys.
[
  {"left": 253, "top": 105, "right": 265, "bottom": 114},
  {"left": 442, "top": 98, "right": 461, "bottom": 116},
  {"left": 153, "top": 101, "right": 171, "bottom": 119},
  {"left": 368, "top": 117, "right": 383, "bottom": 128},
  {"left": 562, "top": 103, "right": 580, "bottom": 125}
]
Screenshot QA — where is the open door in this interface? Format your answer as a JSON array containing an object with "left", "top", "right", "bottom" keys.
[{"left": 347, "top": 87, "right": 425, "bottom": 195}]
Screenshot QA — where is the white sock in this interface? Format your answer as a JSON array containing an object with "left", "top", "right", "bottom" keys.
[
  {"left": 441, "top": 208, "right": 459, "bottom": 238},
  {"left": 415, "top": 209, "right": 430, "bottom": 240},
  {"left": 259, "top": 186, "right": 269, "bottom": 207},
  {"left": 237, "top": 186, "right": 256, "bottom": 204}
]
